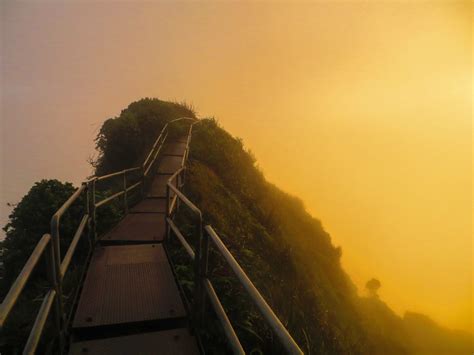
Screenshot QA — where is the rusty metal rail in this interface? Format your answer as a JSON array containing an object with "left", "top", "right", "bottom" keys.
[{"left": 0, "top": 117, "right": 196, "bottom": 354}]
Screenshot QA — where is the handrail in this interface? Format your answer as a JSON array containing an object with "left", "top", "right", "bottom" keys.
[
  {"left": 24, "top": 289, "right": 57, "bottom": 355},
  {"left": 95, "top": 190, "right": 125, "bottom": 208},
  {"left": 95, "top": 166, "right": 141, "bottom": 182},
  {"left": 143, "top": 117, "right": 196, "bottom": 172},
  {"left": 166, "top": 121, "right": 304, "bottom": 354},
  {"left": 203, "top": 279, "right": 245, "bottom": 355},
  {"left": 0, "top": 115, "right": 301, "bottom": 353},
  {"left": 50, "top": 184, "right": 86, "bottom": 231},
  {"left": 0, "top": 234, "right": 58, "bottom": 354},
  {"left": 206, "top": 225, "right": 303, "bottom": 354},
  {"left": 142, "top": 124, "right": 168, "bottom": 170},
  {"left": 0, "top": 234, "right": 52, "bottom": 327},
  {"left": 167, "top": 218, "right": 195, "bottom": 259},
  {"left": 167, "top": 175, "right": 201, "bottom": 216},
  {"left": 0, "top": 116, "right": 197, "bottom": 353},
  {"left": 60, "top": 214, "right": 89, "bottom": 277}
]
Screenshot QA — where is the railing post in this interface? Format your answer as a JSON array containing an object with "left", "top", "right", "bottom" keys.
[
  {"left": 182, "top": 164, "right": 187, "bottom": 185},
  {"left": 176, "top": 174, "right": 181, "bottom": 212},
  {"left": 84, "top": 183, "right": 92, "bottom": 251},
  {"left": 88, "top": 179, "right": 97, "bottom": 243},
  {"left": 199, "top": 220, "right": 209, "bottom": 327},
  {"left": 49, "top": 215, "right": 65, "bottom": 352},
  {"left": 193, "top": 213, "right": 204, "bottom": 328},
  {"left": 45, "top": 236, "right": 63, "bottom": 352},
  {"left": 165, "top": 183, "right": 170, "bottom": 245},
  {"left": 141, "top": 166, "right": 146, "bottom": 198},
  {"left": 123, "top": 171, "right": 128, "bottom": 214},
  {"left": 51, "top": 220, "right": 64, "bottom": 327}
]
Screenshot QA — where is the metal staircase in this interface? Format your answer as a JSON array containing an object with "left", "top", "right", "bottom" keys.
[{"left": 0, "top": 118, "right": 303, "bottom": 354}]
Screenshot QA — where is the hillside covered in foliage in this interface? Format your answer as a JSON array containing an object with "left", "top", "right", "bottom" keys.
[
  {"left": 1, "top": 98, "right": 471, "bottom": 354},
  {"left": 183, "top": 118, "right": 472, "bottom": 354}
]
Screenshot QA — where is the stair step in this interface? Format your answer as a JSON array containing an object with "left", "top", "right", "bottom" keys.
[
  {"left": 101, "top": 214, "right": 165, "bottom": 244},
  {"left": 69, "top": 328, "right": 199, "bottom": 355},
  {"left": 148, "top": 175, "right": 171, "bottom": 198},
  {"left": 163, "top": 142, "right": 187, "bottom": 156},
  {"left": 73, "top": 244, "right": 186, "bottom": 332},
  {"left": 157, "top": 156, "right": 183, "bottom": 175},
  {"left": 130, "top": 198, "right": 166, "bottom": 213}
]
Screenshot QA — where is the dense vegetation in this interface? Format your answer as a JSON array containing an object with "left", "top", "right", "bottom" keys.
[
  {"left": 1, "top": 98, "right": 471, "bottom": 354},
  {"left": 0, "top": 179, "right": 122, "bottom": 353},
  {"left": 94, "top": 98, "right": 195, "bottom": 175},
  {"left": 0, "top": 180, "right": 86, "bottom": 352},
  {"left": 183, "top": 118, "right": 472, "bottom": 354},
  {"left": 182, "top": 119, "right": 366, "bottom": 353}
]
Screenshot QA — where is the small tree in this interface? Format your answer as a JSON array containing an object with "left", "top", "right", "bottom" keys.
[{"left": 365, "top": 278, "right": 381, "bottom": 297}]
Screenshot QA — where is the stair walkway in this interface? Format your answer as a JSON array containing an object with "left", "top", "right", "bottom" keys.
[{"left": 69, "top": 137, "right": 199, "bottom": 354}]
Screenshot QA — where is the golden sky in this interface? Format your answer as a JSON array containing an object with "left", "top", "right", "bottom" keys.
[{"left": 1, "top": 1, "right": 472, "bottom": 331}]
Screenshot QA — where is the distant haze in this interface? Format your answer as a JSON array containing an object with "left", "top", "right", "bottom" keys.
[{"left": 1, "top": 1, "right": 471, "bottom": 332}]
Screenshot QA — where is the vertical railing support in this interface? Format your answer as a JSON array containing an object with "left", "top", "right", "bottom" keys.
[
  {"left": 176, "top": 173, "right": 181, "bottom": 212},
  {"left": 141, "top": 166, "right": 146, "bottom": 199},
  {"left": 88, "top": 179, "right": 97, "bottom": 243},
  {"left": 183, "top": 161, "right": 187, "bottom": 184},
  {"left": 45, "top": 236, "right": 63, "bottom": 353},
  {"left": 193, "top": 213, "right": 204, "bottom": 327},
  {"left": 85, "top": 183, "right": 92, "bottom": 251},
  {"left": 49, "top": 218, "right": 65, "bottom": 352},
  {"left": 199, "top": 221, "right": 210, "bottom": 327},
  {"left": 181, "top": 168, "right": 186, "bottom": 188},
  {"left": 123, "top": 171, "right": 128, "bottom": 214},
  {"left": 165, "top": 183, "right": 171, "bottom": 245}
]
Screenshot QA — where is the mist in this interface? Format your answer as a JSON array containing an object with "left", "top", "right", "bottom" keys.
[{"left": 1, "top": 1, "right": 471, "bottom": 333}]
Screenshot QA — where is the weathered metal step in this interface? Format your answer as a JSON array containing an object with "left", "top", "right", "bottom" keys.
[
  {"left": 73, "top": 244, "right": 186, "bottom": 331},
  {"left": 163, "top": 141, "right": 187, "bottom": 156},
  {"left": 176, "top": 135, "right": 188, "bottom": 143},
  {"left": 69, "top": 328, "right": 199, "bottom": 355},
  {"left": 101, "top": 213, "right": 165, "bottom": 244},
  {"left": 130, "top": 198, "right": 166, "bottom": 213},
  {"left": 157, "top": 156, "right": 183, "bottom": 175},
  {"left": 148, "top": 175, "right": 170, "bottom": 198}
]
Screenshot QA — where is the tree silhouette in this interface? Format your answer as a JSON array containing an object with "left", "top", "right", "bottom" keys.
[{"left": 366, "top": 278, "right": 381, "bottom": 297}]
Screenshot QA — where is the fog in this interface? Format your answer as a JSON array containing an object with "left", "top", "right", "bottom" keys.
[{"left": 1, "top": 1, "right": 471, "bottom": 332}]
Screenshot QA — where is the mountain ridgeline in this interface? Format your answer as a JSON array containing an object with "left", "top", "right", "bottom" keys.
[
  {"left": 89, "top": 98, "right": 473, "bottom": 354},
  {"left": 183, "top": 117, "right": 472, "bottom": 354},
  {"left": 1, "top": 98, "right": 471, "bottom": 354}
]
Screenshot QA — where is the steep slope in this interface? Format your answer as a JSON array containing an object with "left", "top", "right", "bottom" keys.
[
  {"left": 4, "top": 98, "right": 469, "bottom": 354},
  {"left": 185, "top": 119, "right": 368, "bottom": 353},
  {"left": 182, "top": 118, "right": 472, "bottom": 354},
  {"left": 90, "top": 100, "right": 471, "bottom": 354}
]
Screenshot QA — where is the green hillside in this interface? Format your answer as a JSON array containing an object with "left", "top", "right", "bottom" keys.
[
  {"left": 175, "top": 110, "right": 472, "bottom": 354},
  {"left": 1, "top": 98, "right": 471, "bottom": 354},
  {"left": 183, "top": 119, "right": 367, "bottom": 353}
]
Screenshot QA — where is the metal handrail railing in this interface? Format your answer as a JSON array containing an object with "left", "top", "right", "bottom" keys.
[
  {"left": 0, "top": 116, "right": 197, "bottom": 354},
  {"left": 206, "top": 225, "right": 302, "bottom": 354},
  {"left": 0, "top": 115, "right": 301, "bottom": 353},
  {"left": 203, "top": 279, "right": 245, "bottom": 354},
  {"left": 0, "top": 234, "right": 53, "bottom": 327},
  {"left": 0, "top": 234, "right": 58, "bottom": 355},
  {"left": 165, "top": 122, "right": 303, "bottom": 354}
]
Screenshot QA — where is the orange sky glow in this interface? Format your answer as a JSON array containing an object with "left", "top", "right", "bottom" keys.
[{"left": 1, "top": 1, "right": 472, "bottom": 332}]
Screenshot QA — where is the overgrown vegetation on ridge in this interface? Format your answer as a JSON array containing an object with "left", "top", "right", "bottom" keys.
[
  {"left": 1, "top": 98, "right": 471, "bottom": 354},
  {"left": 182, "top": 118, "right": 472, "bottom": 355},
  {"left": 0, "top": 98, "right": 194, "bottom": 353},
  {"left": 184, "top": 119, "right": 368, "bottom": 353},
  {"left": 93, "top": 98, "right": 195, "bottom": 175}
]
